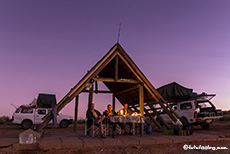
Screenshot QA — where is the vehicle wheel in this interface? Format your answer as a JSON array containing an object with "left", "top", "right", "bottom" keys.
[
  {"left": 21, "top": 120, "right": 32, "bottom": 129},
  {"left": 200, "top": 123, "right": 211, "bottom": 129},
  {"left": 60, "top": 120, "right": 69, "bottom": 128}
]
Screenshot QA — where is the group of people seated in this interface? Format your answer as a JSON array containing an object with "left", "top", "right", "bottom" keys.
[{"left": 86, "top": 103, "right": 133, "bottom": 138}]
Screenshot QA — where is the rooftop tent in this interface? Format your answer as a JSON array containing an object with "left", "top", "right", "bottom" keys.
[
  {"left": 157, "top": 82, "right": 193, "bottom": 101},
  {"left": 37, "top": 93, "right": 56, "bottom": 108}
]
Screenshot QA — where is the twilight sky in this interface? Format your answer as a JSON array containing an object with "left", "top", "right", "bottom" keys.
[{"left": 0, "top": 0, "right": 229, "bottom": 118}]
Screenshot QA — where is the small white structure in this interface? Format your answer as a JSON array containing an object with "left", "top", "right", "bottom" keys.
[{"left": 19, "top": 129, "right": 41, "bottom": 144}]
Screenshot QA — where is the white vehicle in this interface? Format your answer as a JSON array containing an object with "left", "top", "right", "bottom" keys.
[
  {"left": 157, "top": 95, "right": 223, "bottom": 129},
  {"left": 12, "top": 107, "right": 73, "bottom": 129}
]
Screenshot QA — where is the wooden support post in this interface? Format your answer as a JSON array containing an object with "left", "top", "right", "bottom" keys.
[
  {"left": 115, "top": 55, "right": 118, "bottom": 82},
  {"left": 95, "top": 81, "right": 98, "bottom": 94},
  {"left": 88, "top": 83, "right": 94, "bottom": 108},
  {"left": 74, "top": 95, "right": 79, "bottom": 132},
  {"left": 112, "top": 95, "right": 115, "bottom": 111},
  {"left": 139, "top": 85, "right": 144, "bottom": 116},
  {"left": 139, "top": 85, "right": 144, "bottom": 136}
]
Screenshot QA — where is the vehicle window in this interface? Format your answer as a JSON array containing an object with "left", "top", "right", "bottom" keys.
[
  {"left": 198, "top": 102, "right": 212, "bottom": 108},
  {"left": 180, "top": 103, "right": 192, "bottom": 110},
  {"left": 38, "top": 110, "right": 46, "bottom": 115},
  {"left": 15, "top": 108, "right": 21, "bottom": 113},
  {"left": 171, "top": 104, "right": 177, "bottom": 110},
  {"left": 21, "top": 108, "right": 33, "bottom": 113}
]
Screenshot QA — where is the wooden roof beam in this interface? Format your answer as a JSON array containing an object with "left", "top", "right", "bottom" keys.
[
  {"left": 93, "top": 77, "right": 139, "bottom": 84},
  {"left": 115, "top": 55, "right": 119, "bottom": 82},
  {"left": 82, "top": 90, "right": 113, "bottom": 94},
  {"left": 114, "top": 84, "right": 141, "bottom": 96}
]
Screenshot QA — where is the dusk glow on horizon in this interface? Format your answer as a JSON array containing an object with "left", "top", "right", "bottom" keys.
[{"left": 0, "top": 0, "right": 229, "bottom": 118}]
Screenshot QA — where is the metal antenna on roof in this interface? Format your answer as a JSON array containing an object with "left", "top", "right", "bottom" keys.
[{"left": 117, "top": 23, "right": 121, "bottom": 43}]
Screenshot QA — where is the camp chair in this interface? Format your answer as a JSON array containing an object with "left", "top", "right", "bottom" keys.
[
  {"left": 85, "top": 118, "right": 99, "bottom": 137},
  {"left": 102, "top": 117, "right": 110, "bottom": 135}
]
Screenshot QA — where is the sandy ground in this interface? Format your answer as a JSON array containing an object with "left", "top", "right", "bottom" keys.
[
  {"left": 0, "top": 121, "right": 230, "bottom": 154},
  {"left": 35, "top": 141, "right": 229, "bottom": 154},
  {"left": 1, "top": 120, "right": 229, "bottom": 138},
  {"left": 193, "top": 121, "right": 230, "bottom": 136}
]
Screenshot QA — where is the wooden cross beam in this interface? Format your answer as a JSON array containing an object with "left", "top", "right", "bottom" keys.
[
  {"left": 93, "top": 77, "right": 139, "bottom": 84},
  {"left": 82, "top": 90, "right": 113, "bottom": 94}
]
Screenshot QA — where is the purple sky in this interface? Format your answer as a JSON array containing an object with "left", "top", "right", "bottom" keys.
[{"left": 0, "top": 0, "right": 229, "bottom": 118}]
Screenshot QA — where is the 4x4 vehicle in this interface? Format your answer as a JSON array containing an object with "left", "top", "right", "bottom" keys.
[
  {"left": 157, "top": 94, "right": 223, "bottom": 129},
  {"left": 12, "top": 107, "right": 73, "bottom": 129}
]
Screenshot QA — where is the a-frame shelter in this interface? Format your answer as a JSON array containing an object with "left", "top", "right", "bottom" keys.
[{"left": 36, "top": 43, "right": 179, "bottom": 132}]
